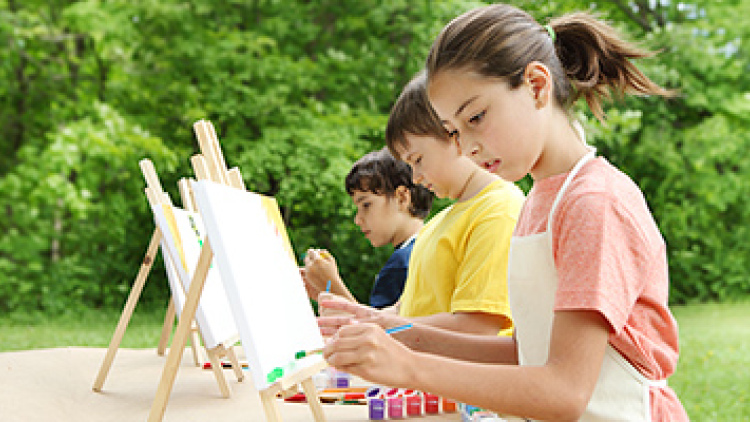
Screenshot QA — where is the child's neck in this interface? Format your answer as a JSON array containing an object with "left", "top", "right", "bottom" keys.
[
  {"left": 456, "top": 169, "right": 499, "bottom": 202},
  {"left": 392, "top": 218, "right": 424, "bottom": 247}
]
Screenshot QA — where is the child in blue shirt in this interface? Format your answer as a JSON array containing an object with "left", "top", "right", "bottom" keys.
[{"left": 302, "top": 147, "right": 433, "bottom": 308}]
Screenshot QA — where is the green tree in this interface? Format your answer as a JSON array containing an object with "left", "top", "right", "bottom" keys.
[
  {"left": 0, "top": 104, "right": 178, "bottom": 312},
  {"left": 580, "top": 0, "right": 750, "bottom": 302},
  {"left": 1, "top": 0, "right": 749, "bottom": 313}
]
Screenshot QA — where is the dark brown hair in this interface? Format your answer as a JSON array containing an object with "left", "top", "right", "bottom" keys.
[
  {"left": 384, "top": 70, "right": 450, "bottom": 159},
  {"left": 426, "top": 5, "right": 673, "bottom": 121},
  {"left": 345, "top": 147, "right": 433, "bottom": 219}
]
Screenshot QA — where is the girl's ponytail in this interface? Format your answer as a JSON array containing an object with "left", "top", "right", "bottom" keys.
[{"left": 549, "top": 13, "right": 673, "bottom": 120}]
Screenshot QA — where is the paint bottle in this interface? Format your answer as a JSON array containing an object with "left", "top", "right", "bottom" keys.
[
  {"left": 424, "top": 392, "right": 440, "bottom": 414},
  {"left": 334, "top": 370, "right": 350, "bottom": 388},
  {"left": 387, "top": 394, "right": 404, "bottom": 419},
  {"left": 367, "top": 387, "right": 385, "bottom": 420},
  {"left": 369, "top": 397, "right": 385, "bottom": 420},
  {"left": 405, "top": 390, "right": 422, "bottom": 417},
  {"left": 442, "top": 396, "right": 457, "bottom": 413}
]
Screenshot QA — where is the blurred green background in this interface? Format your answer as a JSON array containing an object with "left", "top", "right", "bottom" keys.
[{"left": 1, "top": 0, "right": 749, "bottom": 314}]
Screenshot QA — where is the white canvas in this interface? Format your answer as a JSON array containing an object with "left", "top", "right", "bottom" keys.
[
  {"left": 191, "top": 180, "right": 324, "bottom": 390},
  {"left": 150, "top": 203, "right": 238, "bottom": 349},
  {"left": 161, "top": 241, "right": 186, "bottom": 315}
]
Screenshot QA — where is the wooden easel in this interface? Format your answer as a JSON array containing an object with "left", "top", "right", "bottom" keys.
[
  {"left": 147, "top": 119, "right": 327, "bottom": 422},
  {"left": 92, "top": 209, "right": 205, "bottom": 394},
  {"left": 140, "top": 159, "right": 245, "bottom": 398}
]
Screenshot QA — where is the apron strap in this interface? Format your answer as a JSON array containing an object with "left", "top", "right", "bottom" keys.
[
  {"left": 546, "top": 147, "right": 597, "bottom": 233},
  {"left": 648, "top": 379, "right": 668, "bottom": 388}
]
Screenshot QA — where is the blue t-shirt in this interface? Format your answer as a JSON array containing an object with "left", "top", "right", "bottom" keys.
[{"left": 369, "top": 237, "right": 416, "bottom": 308}]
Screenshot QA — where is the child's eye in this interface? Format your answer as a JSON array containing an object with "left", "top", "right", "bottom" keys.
[
  {"left": 415, "top": 156, "right": 422, "bottom": 165},
  {"left": 469, "top": 111, "right": 485, "bottom": 125}
]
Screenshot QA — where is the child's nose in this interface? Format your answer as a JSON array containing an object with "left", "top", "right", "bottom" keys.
[{"left": 462, "top": 139, "right": 480, "bottom": 157}]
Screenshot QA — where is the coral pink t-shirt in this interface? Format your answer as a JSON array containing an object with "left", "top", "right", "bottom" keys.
[{"left": 514, "top": 157, "right": 688, "bottom": 420}]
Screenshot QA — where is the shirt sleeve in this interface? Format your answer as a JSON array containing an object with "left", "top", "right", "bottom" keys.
[{"left": 552, "top": 191, "right": 652, "bottom": 333}]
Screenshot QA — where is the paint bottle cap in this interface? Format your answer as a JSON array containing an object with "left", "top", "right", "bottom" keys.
[{"left": 366, "top": 387, "right": 381, "bottom": 398}]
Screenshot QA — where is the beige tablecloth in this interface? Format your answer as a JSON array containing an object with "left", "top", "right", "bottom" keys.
[{"left": 0, "top": 347, "right": 460, "bottom": 422}]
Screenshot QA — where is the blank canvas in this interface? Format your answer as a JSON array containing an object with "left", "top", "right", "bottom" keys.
[
  {"left": 191, "top": 180, "right": 324, "bottom": 390},
  {"left": 150, "top": 203, "right": 238, "bottom": 349}
]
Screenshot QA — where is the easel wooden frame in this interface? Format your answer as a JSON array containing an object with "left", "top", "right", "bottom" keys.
[
  {"left": 140, "top": 159, "right": 245, "bottom": 398},
  {"left": 147, "top": 119, "right": 327, "bottom": 422},
  {"left": 92, "top": 209, "right": 206, "bottom": 394}
]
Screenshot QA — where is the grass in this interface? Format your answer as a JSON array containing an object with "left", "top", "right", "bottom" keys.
[
  {"left": 1, "top": 301, "right": 748, "bottom": 420},
  {"left": 669, "top": 301, "right": 750, "bottom": 421},
  {"left": 0, "top": 307, "right": 167, "bottom": 352}
]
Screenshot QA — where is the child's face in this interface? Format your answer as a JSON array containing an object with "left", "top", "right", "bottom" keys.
[
  {"left": 397, "top": 134, "right": 470, "bottom": 200},
  {"left": 351, "top": 190, "right": 403, "bottom": 248},
  {"left": 427, "top": 68, "right": 545, "bottom": 182}
]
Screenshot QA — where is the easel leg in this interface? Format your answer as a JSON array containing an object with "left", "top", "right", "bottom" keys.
[
  {"left": 93, "top": 228, "right": 161, "bottom": 392},
  {"left": 148, "top": 242, "right": 214, "bottom": 422},
  {"left": 206, "top": 348, "right": 231, "bottom": 398},
  {"left": 260, "top": 387, "right": 283, "bottom": 422},
  {"left": 225, "top": 346, "right": 244, "bottom": 382},
  {"left": 301, "top": 377, "right": 326, "bottom": 422},
  {"left": 189, "top": 323, "right": 205, "bottom": 367},
  {"left": 157, "top": 299, "right": 176, "bottom": 356}
]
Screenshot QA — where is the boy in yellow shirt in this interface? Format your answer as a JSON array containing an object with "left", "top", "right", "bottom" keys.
[{"left": 319, "top": 71, "right": 524, "bottom": 338}]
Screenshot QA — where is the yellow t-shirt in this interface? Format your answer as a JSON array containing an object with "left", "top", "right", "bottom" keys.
[{"left": 398, "top": 179, "right": 525, "bottom": 336}]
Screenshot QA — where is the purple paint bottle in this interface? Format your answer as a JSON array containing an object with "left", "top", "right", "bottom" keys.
[
  {"left": 367, "top": 387, "right": 385, "bottom": 420},
  {"left": 334, "top": 370, "right": 350, "bottom": 388}
]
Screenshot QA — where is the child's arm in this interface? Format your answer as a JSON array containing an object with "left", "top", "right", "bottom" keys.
[
  {"left": 319, "top": 299, "right": 516, "bottom": 364},
  {"left": 303, "top": 249, "right": 357, "bottom": 302},
  {"left": 408, "top": 311, "right": 509, "bottom": 336},
  {"left": 324, "top": 310, "right": 610, "bottom": 421}
]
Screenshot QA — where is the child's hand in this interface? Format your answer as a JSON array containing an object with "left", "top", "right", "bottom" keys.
[
  {"left": 323, "top": 322, "right": 416, "bottom": 388},
  {"left": 299, "top": 267, "right": 318, "bottom": 300},
  {"left": 303, "top": 248, "right": 339, "bottom": 297},
  {"left": 317, "top": 296, "right": 409, "bottom": 336},
  {"left": 316, "top": 292, "right": 370, "bottom": 336}
]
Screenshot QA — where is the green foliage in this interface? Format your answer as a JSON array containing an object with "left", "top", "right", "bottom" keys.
[
  {"left": 581, "top": 0, "right": 750, "bottom": 303},
  {"left": 1, "top": 0, "right": 750, "bottom": 312},
  {"left": 0, "top": 103, "right": 179, "bottom": 313}
]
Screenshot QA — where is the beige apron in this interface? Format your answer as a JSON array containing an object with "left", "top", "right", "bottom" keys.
[{"left": 508, "top": 150, "right": 666, "bottom": 421}]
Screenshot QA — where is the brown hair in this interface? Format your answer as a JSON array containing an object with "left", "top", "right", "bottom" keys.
[
  {"left": 345, "top": 147, "right": 433, "bottom": 219},
  {"left": 426, "top": 5, "right": 673, "bottom": 121},
  {"left": 385, "top": 70, "right": 450, "bottom": 160}
]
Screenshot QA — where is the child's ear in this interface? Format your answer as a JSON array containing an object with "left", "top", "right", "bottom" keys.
[
  {"left": 395, "top": 185, "right": 411, "bottom": 211},
  {"left": 523, "top": 61, "right": 553, "bottom": 109}
]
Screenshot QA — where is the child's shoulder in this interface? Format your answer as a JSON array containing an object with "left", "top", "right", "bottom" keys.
[
  {"left": 571, "top": 157, "right": 647, "bottom": 205},
  {"left": 470, "top": 179, "right": 525, "bottom": 215}
]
